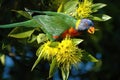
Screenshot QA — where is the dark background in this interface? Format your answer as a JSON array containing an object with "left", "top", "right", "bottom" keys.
[{"left": 0, "top": 0, "right": 120, "bottom": 80}]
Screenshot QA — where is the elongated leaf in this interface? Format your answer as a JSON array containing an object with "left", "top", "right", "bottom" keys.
[
  {"left": 49, "top": 58, "right": 58, "bottom": 78},
  {"left": 63, "top": 0, "right": 78, "bottom": 14},
  {"left": 61, "top": 67, "right": 70, "bottom": 80},
  {"left": 31, "top": 46, "right": 44, "bottom": 71},
  {"left": 57, "top": 0, "right": 69, "bottom": 12},
  {"left": 82, "top": 51, "right": 98, "bottom": 62},
  {"left": 57, "top": 0, "right": 78, "bottom": 16},
  {"left": 31, "top": 54, "right": 42, "bottom": 71},
  {"left": 92, "top": 3, "right": 107, "bottom": 12},
  {"left": 8, "top": 27, "right": 35, "bottom": 38},
  {"left": 36, "top": 45, "right": 44, "bottom": 56},
  {"left": 0, "top": 54, "right": 5, "bottom": 65},
  {"left": 27, "top": 35, "right": 37, "bottom": 43},
  {"left": 72, "top": 38, "right": 84, "bottom": 45},
  {"left": 12, "top": 10, "right": 33, "bottom": 19},
  {"left": 90, "top": 14, "right": 111, "bottom": 21}
]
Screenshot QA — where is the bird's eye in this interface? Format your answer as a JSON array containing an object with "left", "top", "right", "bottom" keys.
[{"left": 84, "top": 22, "right": 88, "bottom": 26}]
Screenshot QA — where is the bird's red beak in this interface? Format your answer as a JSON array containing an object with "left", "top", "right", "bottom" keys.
[{"left": 87, "top": 26, "right": 95, "bottom": 34}]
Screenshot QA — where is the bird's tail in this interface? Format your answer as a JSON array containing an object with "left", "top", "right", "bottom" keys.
[{"left": 0, "top": 19, "right": 39, "bottom": 28}]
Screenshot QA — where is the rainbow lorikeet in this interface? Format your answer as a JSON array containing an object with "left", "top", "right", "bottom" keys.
[
  {"left": 58, "top": 19, "right": 94, "bottom": 39},
  {"left": 0, "top": 11, "right": 95, "bottom": 40}
]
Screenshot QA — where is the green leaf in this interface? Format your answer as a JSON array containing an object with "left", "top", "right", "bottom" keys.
[
  {"left": 31, "top": 46, "right": 44, "bottom": 71},
  {"left": 93, "top": 60, "right": 102, "bottom": 71},
  {"left": 36, "top": 45, "right": 44, "bottom": 56},
  {"left": 82, "top": 51, "right": 98, "bottom": 62},
  {"left": 57, "top": 0, "right": 69, "bottom": 12},
  {"left": 72, "top": 38, "right": 84, "bottom": 45},
  {"left": 92, "top": 3, "right": 107, "bottom": 12},
  {"left": 61, "top": 67, "right": 70, "bottom": 80},
  {"left": 37, "top": 33, "right": 48, "bottom": 44},
  {"left": 27, "top": 34, "right": 37, "bottom": 43},
  {"left": 2, "top": 44, "right": 11, "bottom": 51},
  {"left": 63, "top": 0, "right": 78, "bottom": 14},
  {"left": 8, "top": 27, "right": 35, "bottom": 38},
  {"left": 57, "top": 0, "right": 78, "bottom": 16},
  {"left": 0, "top": 54, "right": 5, "bottom": 65},
  {"left": 90, "top": 14, "right": 111, "bottom": 21},
  {"left": 2, "top": 43, "right": 6, "bottom": 50},
  {"left": 12, "top": 10, "right": 33, "bottom": 19},
  {"left": 49, "top": 58, "right": 58, "bottom": 78}
]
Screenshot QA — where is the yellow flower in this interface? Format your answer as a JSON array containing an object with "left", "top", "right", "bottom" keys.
[
  {"left": 40, "top": 41, "right": 59, "bottom": 60},
  {"left": 56, "top": 37, "right": 82, "bottom": 67},
  {"left": 76, "top": 0, "right": 92, "bottom": 18},
  {"left": 38, "top": 37, "right": 82, "bottom": 68}
]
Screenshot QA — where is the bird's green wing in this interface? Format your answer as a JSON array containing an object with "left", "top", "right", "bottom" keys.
[
  {"left": 33, "top": 12, "right": 76, "bottom": 38},
  {"left": 0, "top": 10, "right": 77, "bottom": 40}
]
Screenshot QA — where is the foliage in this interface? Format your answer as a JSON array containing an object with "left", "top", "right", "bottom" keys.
[{"left": 0, "top": 0, "right": 112, "bottom": 80}]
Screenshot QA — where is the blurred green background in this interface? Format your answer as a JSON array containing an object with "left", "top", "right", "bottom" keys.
[{"left": 0, "top": 0, "right": 120, "bottom": 80}]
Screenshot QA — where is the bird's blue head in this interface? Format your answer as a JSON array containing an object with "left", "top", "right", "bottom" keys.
[{"left": 76, "top": 19, "right": 95, "bottom": 34}]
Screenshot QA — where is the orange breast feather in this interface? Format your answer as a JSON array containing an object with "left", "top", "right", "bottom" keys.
[{"left": 61, "top": 27, "right": 81, "bottom": 38}]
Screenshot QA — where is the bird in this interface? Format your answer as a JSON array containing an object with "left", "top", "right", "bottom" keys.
[
  {"left": 59, "top": 19, "right": 94, "bottom": 39},
  {"left": 0, "top": 11, "right": 94, "bottom": 40}
]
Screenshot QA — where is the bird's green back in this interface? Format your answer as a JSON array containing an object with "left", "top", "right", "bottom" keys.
[{"left": 33, "top": 14, "right": 76, "bottom": 36}]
